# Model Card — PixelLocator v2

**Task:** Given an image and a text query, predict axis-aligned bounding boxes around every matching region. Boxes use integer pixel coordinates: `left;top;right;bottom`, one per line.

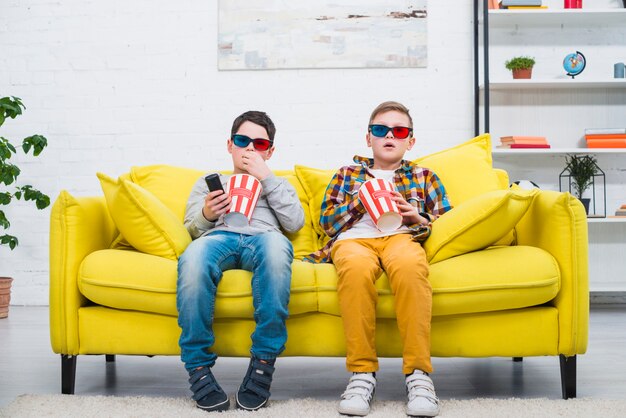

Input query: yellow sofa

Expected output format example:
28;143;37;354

49;135;588;399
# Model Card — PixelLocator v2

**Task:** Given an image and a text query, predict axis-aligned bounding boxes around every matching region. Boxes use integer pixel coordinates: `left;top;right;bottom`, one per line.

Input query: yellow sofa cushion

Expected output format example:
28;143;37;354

78;250;319;317
130;165;205;220
280;172;319;258
294;165;336;248
97;173;192;260
414;134;503;206
424;188;537;264
316;246;559;318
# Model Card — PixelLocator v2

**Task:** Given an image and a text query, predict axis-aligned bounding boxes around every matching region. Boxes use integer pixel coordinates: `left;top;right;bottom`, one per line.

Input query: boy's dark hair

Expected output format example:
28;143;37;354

368;101;413;129
231;111;276;142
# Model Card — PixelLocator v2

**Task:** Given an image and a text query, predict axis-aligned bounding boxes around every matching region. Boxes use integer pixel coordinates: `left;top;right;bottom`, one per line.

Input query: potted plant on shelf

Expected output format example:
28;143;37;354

564;154;598;215
505;56;536;79
0;96;50;318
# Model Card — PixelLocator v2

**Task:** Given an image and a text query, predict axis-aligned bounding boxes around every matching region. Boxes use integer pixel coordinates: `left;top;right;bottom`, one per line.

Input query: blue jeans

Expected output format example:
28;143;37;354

177;231;293;372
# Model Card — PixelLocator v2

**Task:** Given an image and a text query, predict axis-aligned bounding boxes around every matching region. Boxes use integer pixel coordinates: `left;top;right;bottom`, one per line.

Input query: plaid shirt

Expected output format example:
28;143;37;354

304;155;452;263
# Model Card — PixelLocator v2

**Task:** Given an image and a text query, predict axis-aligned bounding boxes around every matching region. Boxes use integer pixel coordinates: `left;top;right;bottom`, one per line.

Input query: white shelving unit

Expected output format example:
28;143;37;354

588;218;626;223
488;8;626;27
474;1;626;292
482;79;626;90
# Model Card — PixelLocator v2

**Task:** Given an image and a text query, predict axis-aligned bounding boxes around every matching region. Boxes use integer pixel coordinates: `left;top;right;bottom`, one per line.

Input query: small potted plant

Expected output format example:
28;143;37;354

505;56;536;79
564;154;598;215
0;96;50;318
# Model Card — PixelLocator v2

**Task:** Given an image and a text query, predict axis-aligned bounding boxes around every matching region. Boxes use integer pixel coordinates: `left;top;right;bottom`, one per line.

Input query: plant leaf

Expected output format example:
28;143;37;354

36;194;50;209
0;96;24;119
0;137;15;159
0;163;20;186
0;234;19;250
22;135;48;156
19;186;50;209
0;192;11;205
0;210;9;229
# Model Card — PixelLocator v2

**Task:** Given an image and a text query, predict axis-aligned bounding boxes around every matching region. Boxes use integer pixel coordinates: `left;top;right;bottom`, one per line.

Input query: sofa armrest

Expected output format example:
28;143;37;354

515;190;589;356
49;191;118;354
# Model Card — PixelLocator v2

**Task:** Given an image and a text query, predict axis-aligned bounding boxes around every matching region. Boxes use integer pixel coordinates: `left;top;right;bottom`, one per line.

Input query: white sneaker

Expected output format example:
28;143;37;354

337;373;376;416
405;370;440;417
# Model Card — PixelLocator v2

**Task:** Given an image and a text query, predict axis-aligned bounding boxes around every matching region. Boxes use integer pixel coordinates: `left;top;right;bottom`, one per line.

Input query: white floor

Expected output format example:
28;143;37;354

1;306;625;407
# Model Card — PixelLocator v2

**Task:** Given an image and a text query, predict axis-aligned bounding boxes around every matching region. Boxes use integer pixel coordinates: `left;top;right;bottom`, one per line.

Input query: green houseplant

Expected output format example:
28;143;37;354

564;154;598;215
505;56;536;79
0;96;50;318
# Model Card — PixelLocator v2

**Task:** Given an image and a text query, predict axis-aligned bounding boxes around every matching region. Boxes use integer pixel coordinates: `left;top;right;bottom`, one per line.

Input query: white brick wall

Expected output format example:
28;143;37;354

0;0;478;305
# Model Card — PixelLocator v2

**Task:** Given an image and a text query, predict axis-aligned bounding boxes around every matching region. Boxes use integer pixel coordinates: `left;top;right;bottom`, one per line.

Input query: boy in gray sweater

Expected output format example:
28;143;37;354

177;111;304;412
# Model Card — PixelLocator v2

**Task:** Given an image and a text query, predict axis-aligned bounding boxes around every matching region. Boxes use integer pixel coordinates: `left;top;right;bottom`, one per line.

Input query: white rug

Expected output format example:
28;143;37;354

1;395;625;418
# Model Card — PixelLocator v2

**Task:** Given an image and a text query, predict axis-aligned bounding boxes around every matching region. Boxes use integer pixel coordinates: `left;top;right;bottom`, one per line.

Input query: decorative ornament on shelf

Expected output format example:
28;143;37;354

505;56;535;80
563;51;586;79
559;154;605;217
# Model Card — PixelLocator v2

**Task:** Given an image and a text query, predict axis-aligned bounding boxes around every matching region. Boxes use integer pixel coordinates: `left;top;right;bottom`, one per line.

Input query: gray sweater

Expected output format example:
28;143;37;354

184;173;305;239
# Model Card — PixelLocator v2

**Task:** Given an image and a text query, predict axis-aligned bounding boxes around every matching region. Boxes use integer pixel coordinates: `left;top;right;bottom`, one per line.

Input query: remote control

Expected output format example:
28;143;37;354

204;173;224;193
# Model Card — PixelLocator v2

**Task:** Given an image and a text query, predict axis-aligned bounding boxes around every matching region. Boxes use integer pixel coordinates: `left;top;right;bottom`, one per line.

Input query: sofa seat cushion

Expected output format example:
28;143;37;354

78;250;318;317
317;246;559;318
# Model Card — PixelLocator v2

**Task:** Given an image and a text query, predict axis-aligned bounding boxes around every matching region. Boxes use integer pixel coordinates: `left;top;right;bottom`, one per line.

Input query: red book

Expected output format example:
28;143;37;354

500;136;547;144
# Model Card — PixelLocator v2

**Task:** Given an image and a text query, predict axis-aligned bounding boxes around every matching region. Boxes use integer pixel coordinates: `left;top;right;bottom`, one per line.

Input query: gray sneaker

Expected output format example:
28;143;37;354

405;370;440;417
338;373;376;416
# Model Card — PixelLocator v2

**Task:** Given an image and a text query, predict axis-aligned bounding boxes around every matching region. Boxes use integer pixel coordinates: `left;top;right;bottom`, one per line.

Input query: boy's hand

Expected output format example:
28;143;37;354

202;190;231;222
391;191;430;226
241;150;271;180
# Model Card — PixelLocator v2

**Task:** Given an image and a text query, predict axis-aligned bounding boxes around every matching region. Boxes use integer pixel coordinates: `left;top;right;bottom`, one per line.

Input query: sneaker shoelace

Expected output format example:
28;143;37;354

406;372;439;406
341;374;376;402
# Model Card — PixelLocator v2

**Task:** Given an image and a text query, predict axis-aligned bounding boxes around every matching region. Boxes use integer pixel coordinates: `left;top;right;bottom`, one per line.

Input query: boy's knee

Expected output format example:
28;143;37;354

258;232;294;259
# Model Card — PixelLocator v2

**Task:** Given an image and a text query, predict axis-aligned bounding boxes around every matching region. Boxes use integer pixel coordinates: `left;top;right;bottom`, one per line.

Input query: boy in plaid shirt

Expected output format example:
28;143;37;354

306;102;452;417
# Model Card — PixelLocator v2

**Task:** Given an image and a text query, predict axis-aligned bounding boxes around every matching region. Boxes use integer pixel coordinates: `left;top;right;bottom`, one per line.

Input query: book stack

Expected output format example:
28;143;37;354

613;204;626;218
501;0;547;9
498;136;550;149
585;129;626;148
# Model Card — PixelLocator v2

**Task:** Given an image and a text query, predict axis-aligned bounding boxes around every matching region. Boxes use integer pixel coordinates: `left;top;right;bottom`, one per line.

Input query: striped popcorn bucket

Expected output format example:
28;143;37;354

224;174;262;227
358;179;402;232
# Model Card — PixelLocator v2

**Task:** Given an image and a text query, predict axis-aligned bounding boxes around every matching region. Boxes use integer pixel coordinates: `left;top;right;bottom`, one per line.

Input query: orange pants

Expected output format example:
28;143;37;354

331;234;433;375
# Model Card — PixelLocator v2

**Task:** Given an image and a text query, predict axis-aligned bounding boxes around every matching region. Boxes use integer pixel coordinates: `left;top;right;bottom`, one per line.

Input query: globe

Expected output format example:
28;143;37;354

563;51;586;78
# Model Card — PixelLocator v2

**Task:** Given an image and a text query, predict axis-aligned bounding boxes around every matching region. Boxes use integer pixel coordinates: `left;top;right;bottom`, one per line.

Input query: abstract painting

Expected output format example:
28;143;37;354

218;0;428;70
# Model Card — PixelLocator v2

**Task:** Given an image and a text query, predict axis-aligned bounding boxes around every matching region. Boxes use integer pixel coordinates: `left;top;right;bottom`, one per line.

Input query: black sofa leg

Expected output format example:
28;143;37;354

559;354;577;399
512;357;523;362
61;355;77;395
106;355;115;362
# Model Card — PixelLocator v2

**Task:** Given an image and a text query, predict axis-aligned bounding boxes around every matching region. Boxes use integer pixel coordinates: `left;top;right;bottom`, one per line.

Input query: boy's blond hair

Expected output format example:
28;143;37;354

368;101;413;129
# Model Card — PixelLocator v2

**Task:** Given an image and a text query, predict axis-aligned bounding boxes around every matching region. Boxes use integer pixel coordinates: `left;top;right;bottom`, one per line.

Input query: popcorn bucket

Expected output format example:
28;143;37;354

224;174;262;227
358;179;402;232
